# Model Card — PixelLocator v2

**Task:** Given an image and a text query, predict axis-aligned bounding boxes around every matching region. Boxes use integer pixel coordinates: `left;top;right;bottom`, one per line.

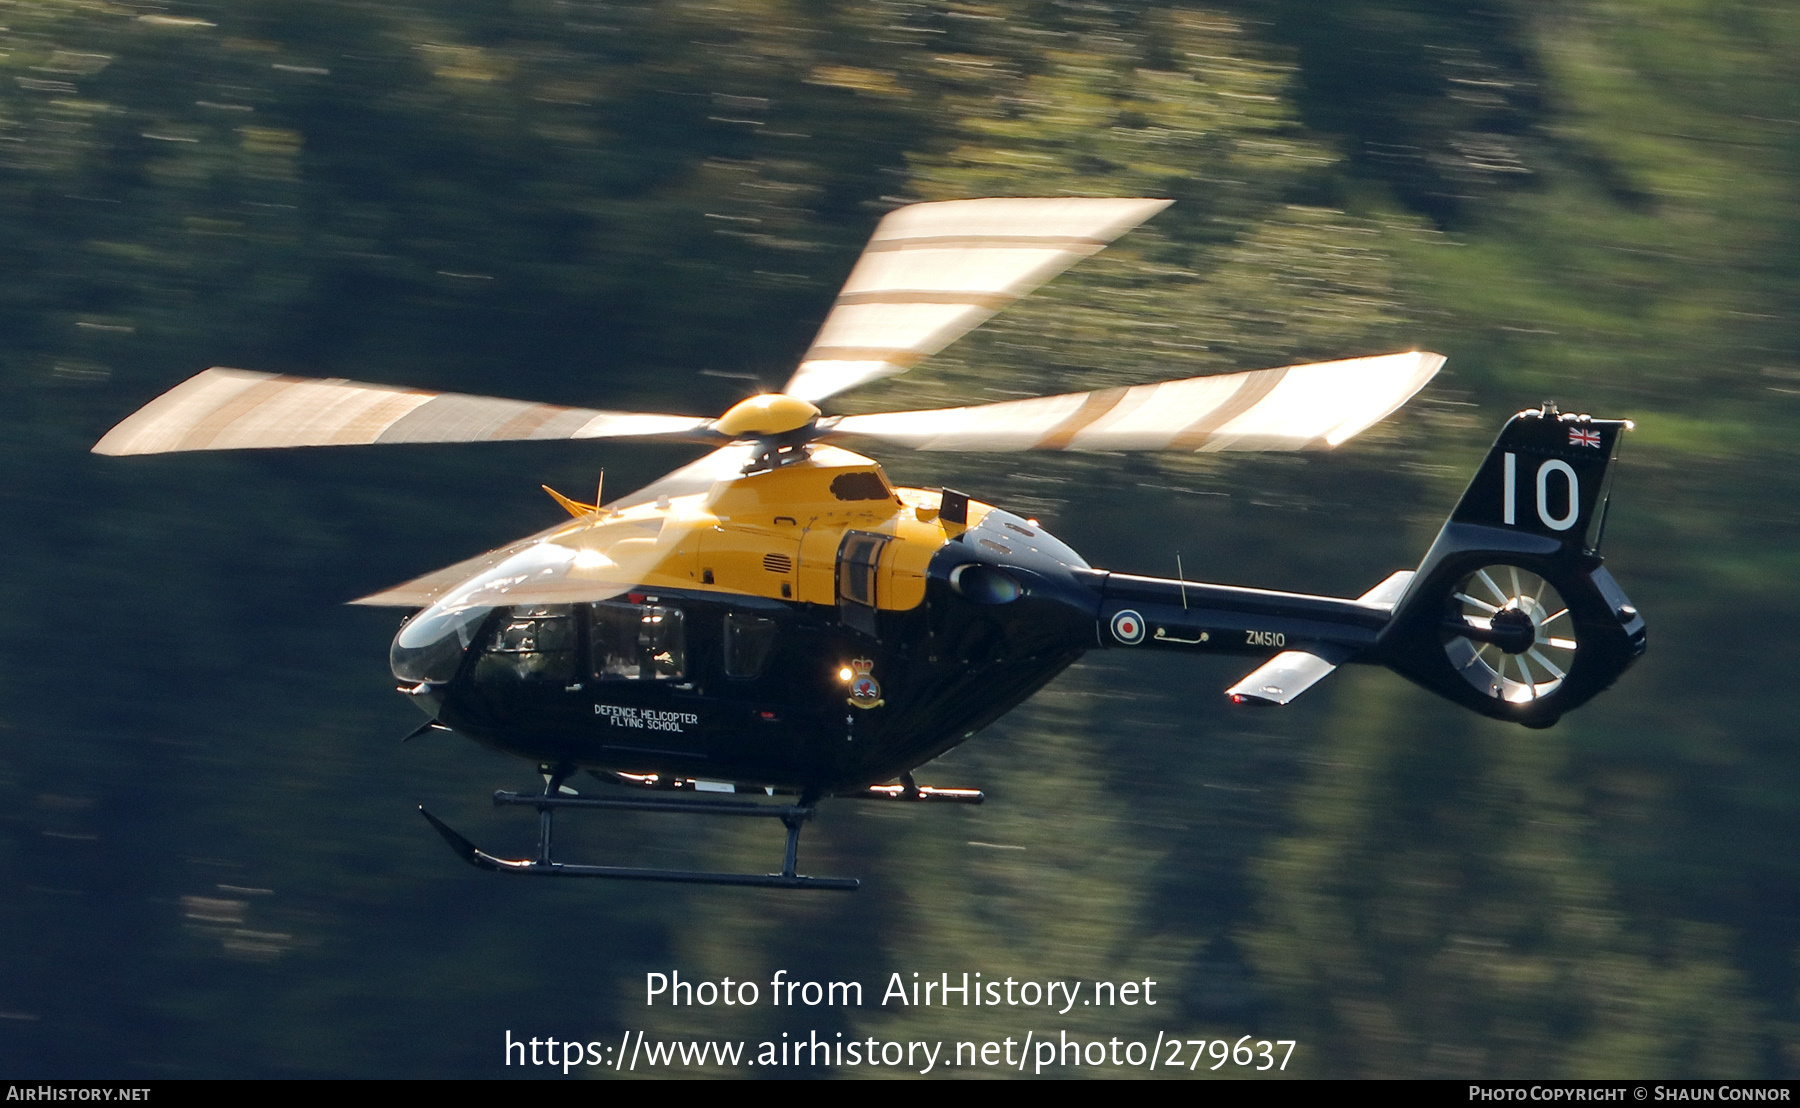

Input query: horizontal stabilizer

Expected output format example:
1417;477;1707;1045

1357;569;1414;610
1226;645;1350;706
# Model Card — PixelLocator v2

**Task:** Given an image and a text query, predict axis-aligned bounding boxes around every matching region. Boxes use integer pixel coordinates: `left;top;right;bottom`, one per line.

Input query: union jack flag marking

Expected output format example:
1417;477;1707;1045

1569;427;1602;449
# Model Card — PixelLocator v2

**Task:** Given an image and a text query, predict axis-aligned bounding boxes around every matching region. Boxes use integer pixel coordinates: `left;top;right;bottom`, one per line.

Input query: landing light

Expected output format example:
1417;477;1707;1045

838;666;854;682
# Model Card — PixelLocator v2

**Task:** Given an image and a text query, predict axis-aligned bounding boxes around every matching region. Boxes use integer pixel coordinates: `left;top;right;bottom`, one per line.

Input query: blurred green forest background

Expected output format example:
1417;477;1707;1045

2;0;1796;1078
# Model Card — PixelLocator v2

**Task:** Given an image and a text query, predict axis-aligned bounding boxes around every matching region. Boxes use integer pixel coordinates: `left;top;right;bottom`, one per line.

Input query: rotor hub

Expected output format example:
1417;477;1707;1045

1488;606;1537;655
712;394;821;439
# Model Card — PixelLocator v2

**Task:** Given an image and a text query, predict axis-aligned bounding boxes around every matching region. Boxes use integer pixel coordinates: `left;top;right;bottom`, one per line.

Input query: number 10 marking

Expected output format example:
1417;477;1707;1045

1503;452;1580;532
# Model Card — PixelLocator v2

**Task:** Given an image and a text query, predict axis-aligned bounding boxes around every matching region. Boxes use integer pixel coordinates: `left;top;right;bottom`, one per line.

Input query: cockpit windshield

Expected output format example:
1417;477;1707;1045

390;602;491;684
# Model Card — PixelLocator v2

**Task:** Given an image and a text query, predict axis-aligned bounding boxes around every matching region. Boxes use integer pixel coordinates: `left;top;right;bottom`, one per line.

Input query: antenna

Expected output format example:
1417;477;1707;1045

595;469;605;515
1176;552;1188;610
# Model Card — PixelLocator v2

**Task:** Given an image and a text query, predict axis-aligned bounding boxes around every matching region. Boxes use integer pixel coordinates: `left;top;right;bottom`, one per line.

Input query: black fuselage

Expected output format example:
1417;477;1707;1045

418;503;1421;793
427;507;1095;792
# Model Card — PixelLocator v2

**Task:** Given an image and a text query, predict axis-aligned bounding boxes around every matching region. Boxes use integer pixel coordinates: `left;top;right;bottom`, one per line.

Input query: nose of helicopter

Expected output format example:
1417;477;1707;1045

390;600;490;686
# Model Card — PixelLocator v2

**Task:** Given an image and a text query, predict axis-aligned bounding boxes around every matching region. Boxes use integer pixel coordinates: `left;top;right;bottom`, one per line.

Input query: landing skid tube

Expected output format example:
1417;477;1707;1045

598;769;984;804
851;772;984;804
417;779;859;891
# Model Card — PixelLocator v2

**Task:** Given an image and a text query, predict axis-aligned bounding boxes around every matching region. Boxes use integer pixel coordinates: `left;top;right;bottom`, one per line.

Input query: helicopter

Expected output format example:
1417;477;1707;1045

93;197;1646;890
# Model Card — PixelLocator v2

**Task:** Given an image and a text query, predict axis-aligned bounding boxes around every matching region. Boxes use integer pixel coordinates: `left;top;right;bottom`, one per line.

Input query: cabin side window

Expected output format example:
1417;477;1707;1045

722;613;778;679
473;605;577;683
838;532;886;606
590;602;686;681
837;531;890;636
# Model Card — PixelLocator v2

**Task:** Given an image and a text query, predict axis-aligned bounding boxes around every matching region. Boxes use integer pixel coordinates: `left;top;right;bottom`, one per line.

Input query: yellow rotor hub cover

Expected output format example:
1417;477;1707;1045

712;394;821;438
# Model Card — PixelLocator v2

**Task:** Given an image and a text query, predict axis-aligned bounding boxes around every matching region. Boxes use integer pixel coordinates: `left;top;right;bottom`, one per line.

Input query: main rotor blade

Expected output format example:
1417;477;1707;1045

353;509;689;609
350;444;757;608
92;368;716;456
783;197;1171;403
823;351;1444;453
600;444;758;511
349;519;575;608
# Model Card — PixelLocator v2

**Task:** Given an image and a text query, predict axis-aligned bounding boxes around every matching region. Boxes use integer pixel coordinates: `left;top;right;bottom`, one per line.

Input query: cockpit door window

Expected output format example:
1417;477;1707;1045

474;605;577;683
590;602;686;681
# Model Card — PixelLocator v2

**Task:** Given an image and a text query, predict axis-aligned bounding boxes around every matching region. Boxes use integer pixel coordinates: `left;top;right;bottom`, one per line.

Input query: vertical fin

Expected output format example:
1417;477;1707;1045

1449;405;1632;556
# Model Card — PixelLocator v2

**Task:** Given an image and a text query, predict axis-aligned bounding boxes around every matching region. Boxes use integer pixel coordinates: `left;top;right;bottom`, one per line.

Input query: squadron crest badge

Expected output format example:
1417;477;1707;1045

847;658;884;709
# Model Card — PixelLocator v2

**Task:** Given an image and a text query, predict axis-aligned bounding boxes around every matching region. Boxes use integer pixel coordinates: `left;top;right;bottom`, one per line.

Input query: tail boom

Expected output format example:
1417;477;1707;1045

1083;406;1644;726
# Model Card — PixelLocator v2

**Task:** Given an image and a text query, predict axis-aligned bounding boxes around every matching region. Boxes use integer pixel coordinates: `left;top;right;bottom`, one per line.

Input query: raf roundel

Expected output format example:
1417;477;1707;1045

1110;609;1147;646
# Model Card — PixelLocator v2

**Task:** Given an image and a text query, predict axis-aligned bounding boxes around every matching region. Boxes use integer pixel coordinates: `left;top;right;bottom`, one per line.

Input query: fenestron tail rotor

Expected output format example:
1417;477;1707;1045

1443;564;1578;704
1377;408;1645;728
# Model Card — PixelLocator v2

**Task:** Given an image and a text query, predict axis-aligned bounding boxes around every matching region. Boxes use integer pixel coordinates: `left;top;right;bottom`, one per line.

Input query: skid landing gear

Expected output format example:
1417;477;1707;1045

851;772;984;804
596;769;985;804
417;766;859;891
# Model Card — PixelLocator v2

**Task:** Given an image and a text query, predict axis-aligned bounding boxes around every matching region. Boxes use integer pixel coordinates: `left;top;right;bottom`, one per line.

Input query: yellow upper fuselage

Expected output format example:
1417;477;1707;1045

541;444;988;611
